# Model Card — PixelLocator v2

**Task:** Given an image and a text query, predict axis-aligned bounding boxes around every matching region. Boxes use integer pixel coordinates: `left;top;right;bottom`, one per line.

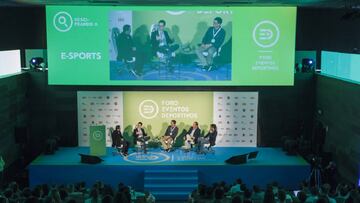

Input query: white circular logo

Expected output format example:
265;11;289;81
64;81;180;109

124;152;170;164
53;11;73;32
166;11;186;15
139;100;159;119
92;130;103;141
252;20;280;48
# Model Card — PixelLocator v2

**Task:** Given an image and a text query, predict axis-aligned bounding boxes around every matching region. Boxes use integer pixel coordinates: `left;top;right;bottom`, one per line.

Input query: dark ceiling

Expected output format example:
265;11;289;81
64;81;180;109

1;0;359;7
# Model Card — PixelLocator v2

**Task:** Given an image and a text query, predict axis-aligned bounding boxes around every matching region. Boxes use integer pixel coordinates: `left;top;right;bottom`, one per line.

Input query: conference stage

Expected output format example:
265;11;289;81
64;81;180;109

29;147;309;197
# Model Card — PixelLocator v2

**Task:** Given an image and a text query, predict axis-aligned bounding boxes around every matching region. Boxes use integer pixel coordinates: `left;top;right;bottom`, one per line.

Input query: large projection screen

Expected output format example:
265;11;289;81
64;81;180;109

47;6;296;86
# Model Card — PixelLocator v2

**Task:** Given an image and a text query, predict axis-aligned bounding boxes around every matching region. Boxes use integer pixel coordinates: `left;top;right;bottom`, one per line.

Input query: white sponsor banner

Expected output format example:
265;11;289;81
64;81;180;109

77;91;123;146
213;92;258;147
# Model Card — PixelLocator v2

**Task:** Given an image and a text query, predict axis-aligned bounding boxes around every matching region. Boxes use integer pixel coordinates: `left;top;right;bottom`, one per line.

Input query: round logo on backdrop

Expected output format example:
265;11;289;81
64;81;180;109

124;152;170;164
138;100;159;119
166;11;186;15
53;11;73;32
252;20;280;48
92;130;103;141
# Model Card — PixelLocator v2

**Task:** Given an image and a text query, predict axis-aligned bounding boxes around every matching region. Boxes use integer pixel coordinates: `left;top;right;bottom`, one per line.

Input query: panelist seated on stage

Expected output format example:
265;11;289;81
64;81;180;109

197;124;217;153
184;121;201;149
132;122;149;153
111;125;129;156
161;120;179;152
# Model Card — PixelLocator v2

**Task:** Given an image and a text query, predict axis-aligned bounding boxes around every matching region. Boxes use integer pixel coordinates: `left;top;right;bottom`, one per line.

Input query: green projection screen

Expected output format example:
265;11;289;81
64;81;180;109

46;6;296;86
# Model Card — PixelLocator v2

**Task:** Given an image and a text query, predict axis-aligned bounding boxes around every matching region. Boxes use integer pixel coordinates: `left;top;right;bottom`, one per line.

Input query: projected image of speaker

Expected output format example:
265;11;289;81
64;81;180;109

79;154;103;164
225;154;247;164
248;151;259;159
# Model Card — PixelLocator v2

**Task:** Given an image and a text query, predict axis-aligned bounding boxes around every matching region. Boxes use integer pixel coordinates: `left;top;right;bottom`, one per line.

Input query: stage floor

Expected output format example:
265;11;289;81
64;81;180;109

31;147;308;166
29;147;310;191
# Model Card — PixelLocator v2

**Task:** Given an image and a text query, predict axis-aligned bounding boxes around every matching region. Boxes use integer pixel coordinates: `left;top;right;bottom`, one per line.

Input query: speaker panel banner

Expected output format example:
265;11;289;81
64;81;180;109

78;91;258;147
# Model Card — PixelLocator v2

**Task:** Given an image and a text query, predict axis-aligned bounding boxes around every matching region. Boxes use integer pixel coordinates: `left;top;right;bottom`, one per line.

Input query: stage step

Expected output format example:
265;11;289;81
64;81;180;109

145;177;198;184
145;169;198;173
144;170;198;200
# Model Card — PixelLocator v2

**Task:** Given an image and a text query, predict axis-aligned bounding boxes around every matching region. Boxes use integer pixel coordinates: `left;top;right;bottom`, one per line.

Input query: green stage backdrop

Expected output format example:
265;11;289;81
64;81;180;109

122;92;213;146
47;6;296;86
78;91;258;147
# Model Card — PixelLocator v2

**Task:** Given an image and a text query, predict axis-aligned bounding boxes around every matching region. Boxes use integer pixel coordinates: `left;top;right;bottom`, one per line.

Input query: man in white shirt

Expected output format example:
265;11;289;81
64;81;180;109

184;122;201;150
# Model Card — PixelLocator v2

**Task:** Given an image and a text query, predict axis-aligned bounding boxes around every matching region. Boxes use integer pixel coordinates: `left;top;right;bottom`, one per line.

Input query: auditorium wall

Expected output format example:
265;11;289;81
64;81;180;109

27;72;316;147
315;74;360;184
296;8;360;53
0;73;28;169
0;7;46;51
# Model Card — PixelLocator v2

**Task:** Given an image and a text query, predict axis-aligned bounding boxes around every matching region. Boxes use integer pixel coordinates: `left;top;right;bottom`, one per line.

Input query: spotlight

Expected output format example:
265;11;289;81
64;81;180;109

301;58;315;72
29;57;46;71
302;58;314;66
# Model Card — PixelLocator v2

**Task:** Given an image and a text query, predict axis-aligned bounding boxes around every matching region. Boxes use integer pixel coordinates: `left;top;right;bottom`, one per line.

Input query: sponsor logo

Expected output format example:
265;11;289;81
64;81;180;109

92;130;103;141
53;11;73;32
124;152;170;164
166;11;186;15
139;100;159;119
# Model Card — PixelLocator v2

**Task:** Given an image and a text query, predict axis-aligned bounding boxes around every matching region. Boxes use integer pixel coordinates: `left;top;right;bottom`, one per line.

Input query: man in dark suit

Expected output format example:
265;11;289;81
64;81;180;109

184;121;201;149
161;120;179;152
197;124;217;153
115;24;141;76
116;24;136;62
132;122;149;154
111;125;129;156
151;20;179;58
196;17;226;71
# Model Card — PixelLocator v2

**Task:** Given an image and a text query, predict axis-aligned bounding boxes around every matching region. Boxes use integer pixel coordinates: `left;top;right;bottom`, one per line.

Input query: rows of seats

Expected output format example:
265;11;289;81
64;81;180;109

188;179;360;203
1;179;359;203
0;181;155;203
